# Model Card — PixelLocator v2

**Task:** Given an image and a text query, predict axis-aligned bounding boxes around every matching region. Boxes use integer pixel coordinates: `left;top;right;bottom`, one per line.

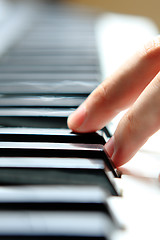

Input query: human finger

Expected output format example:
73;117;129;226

68;36;160;132
105;71;160;167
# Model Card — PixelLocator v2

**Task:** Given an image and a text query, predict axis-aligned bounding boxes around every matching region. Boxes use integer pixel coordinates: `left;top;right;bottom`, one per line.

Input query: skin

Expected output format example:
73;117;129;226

67;36;160;167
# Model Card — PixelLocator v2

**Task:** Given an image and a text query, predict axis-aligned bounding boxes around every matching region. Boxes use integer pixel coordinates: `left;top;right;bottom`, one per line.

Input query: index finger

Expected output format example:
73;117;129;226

67;36;160;132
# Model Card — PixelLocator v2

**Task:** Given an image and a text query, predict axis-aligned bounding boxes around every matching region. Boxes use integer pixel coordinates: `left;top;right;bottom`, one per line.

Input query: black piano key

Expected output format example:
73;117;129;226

0;142;117;177
0;211;115;240
102;127;112;138
0;156;119;195
0;108;73;128
0;168;118;196
0;117;68;128
0;128;107;144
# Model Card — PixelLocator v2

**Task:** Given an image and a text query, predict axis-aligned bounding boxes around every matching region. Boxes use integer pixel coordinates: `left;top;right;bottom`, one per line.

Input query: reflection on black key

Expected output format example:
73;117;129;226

0;128;107;144
0;95;85;107
0;81;97;94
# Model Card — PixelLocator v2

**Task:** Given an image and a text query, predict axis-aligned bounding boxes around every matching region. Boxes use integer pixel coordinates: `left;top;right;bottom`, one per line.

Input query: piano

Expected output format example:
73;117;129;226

0;1;160;239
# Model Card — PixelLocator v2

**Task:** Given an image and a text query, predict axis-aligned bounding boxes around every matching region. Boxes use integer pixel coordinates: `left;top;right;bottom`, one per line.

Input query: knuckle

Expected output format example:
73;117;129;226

125;111;138;135
99;82;108;100
94;82;108;103
87;82;109;109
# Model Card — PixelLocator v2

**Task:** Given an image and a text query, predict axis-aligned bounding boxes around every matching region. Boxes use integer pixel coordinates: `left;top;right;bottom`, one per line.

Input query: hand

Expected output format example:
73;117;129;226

67;36;160;167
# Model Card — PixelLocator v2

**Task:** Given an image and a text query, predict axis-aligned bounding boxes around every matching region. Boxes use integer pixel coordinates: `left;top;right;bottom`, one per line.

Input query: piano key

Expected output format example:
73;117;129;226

0;185;111;211
28;25;95;33
31;22;95;28
12;45;96;53
0;159;118;195
0;2;122;239
0;108;73;128
0;185;109;206
0;142;117;177
19;40;97;48
0;57;99;68
0;186;118;224
102;126;112;138
0;73;99;81
24;34;95;40
0;95;85;107
23;28;95;36
0;128;107;144
0;65;99;73
0;185;110;208
2;45;97;55
9;47;97;56
0;211;115;239
24;38;94;44
0;108;73;117
0;156;106;168
21;27;94;35
26;28;94;33
2;56;98;66
0;81;98;94
28;17;95;26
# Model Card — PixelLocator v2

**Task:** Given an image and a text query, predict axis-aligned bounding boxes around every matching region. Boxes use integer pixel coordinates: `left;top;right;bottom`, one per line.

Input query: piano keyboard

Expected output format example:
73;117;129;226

0;1;160;240
0;2;122;240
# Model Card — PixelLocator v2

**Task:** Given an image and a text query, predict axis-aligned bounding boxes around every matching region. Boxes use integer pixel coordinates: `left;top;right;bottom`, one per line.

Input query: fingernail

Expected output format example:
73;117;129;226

67;104;87;131
104;136;115;158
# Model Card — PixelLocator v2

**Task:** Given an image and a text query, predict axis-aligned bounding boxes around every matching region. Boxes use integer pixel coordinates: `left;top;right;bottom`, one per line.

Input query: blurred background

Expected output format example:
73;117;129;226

67;0;160;30
1;0;160;30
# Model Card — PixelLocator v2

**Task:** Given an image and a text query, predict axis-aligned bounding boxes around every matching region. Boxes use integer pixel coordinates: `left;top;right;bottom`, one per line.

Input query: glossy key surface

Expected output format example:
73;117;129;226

0;156;118;195
0;108;73;128
0;81;98;94
0;128;107;144
0;142;117;176
0;95;85;107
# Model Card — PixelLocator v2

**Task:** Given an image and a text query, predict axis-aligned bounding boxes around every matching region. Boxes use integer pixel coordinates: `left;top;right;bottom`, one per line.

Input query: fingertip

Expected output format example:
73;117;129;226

112;151;127;168
104;136;115;158
104;136;125;168
67;104;87;132
104;133;131;168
